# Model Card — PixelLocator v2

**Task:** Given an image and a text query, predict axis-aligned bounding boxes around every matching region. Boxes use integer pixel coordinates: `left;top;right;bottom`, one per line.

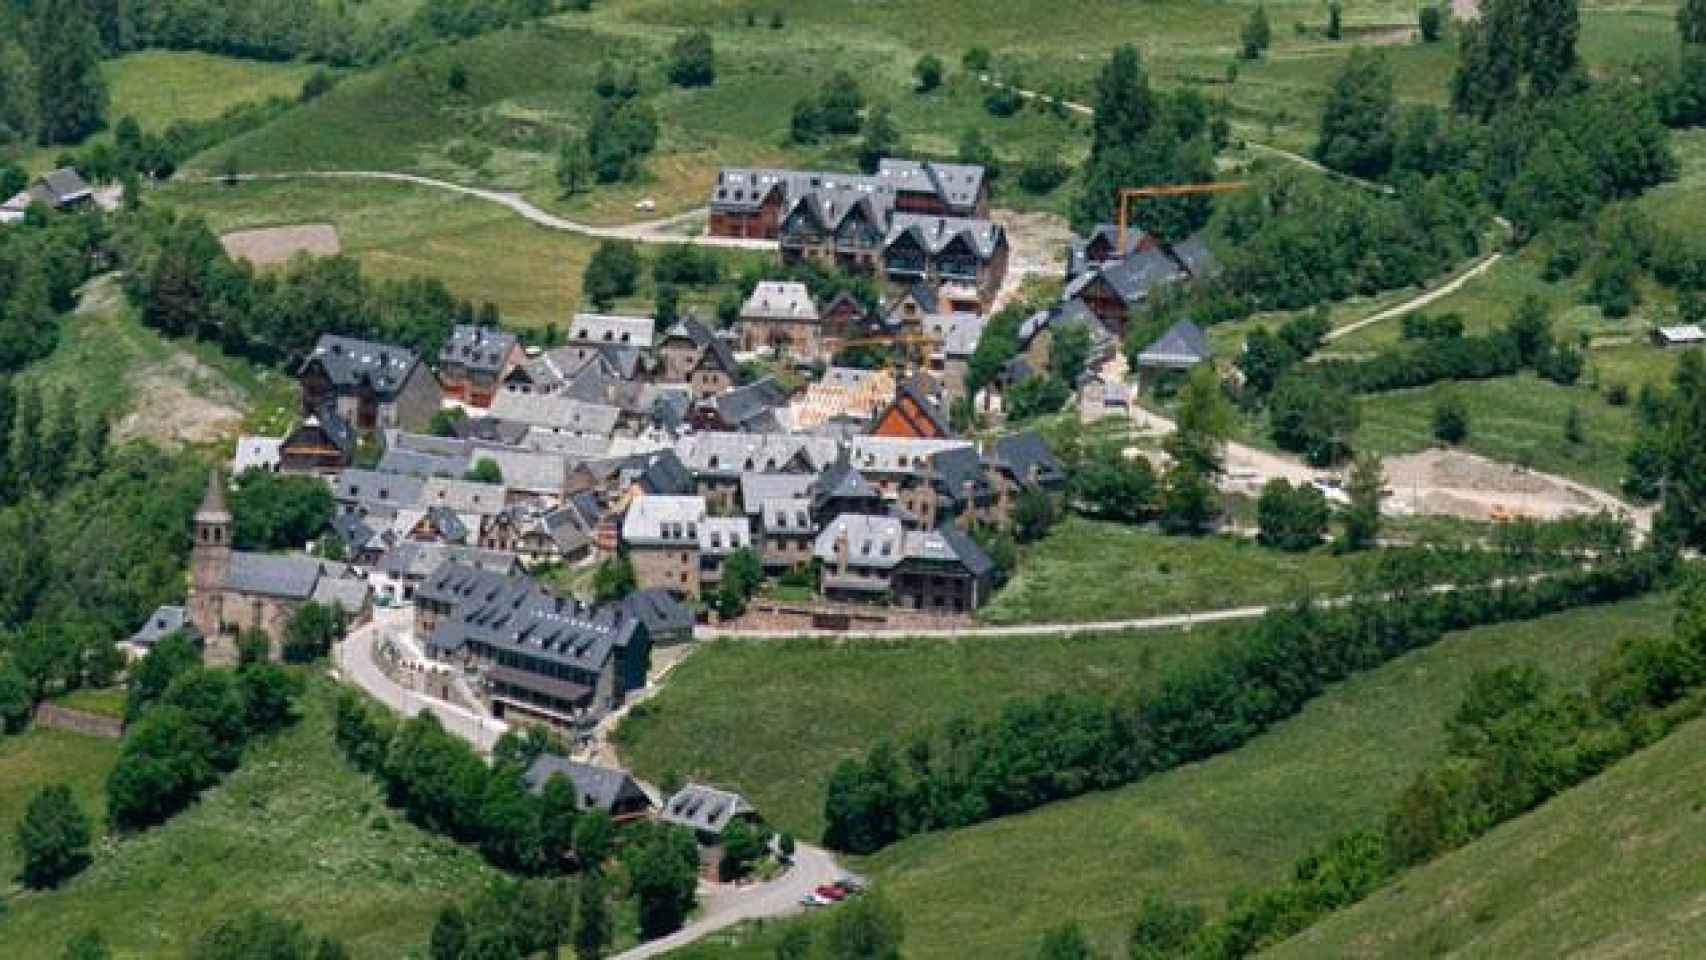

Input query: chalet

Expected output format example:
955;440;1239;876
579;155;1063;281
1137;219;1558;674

619;589;696;646
778;188;889;274
1;167;94;222
1066;246;1185;335
879;158;989;218
279;405;356;473
438;325;524;407
1065;224;1157;281
656;315;740;399
298;334;442;435
813;515;994;611
882;214;1009;312
1019;298;1117;379
1135;320;1211;389
869;380;953;439
524;756;654;821
739;281;822;357
659;783;760;845
820;290;874;341
418;563;651;732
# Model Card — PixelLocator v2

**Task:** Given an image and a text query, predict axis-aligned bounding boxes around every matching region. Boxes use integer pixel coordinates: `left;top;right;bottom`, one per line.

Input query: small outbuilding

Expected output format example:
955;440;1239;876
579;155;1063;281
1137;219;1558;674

1653;324;1706;349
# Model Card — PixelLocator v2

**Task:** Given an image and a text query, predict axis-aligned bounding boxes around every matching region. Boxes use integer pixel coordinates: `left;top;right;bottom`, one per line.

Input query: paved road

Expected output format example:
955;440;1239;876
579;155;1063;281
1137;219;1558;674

334;607;508;752
697;600;1275;641
611;844;844;960
175;171;776;250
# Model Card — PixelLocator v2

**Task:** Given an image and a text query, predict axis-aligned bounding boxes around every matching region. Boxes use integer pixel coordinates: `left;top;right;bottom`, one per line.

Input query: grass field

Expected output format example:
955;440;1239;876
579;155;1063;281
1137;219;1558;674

976;516;1361;625
50;686;128;721
153;177;767;327
652;594;1676;958
0;677;495;958
1352;373;1640;495
1271;711;1706;958
617;620;1249;840
0;726;122;887
107;51;318;132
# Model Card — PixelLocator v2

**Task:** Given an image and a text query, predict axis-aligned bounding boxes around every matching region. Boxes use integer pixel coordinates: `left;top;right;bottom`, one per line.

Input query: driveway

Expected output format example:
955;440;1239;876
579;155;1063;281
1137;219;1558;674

333;606;508;753
612;843;845;960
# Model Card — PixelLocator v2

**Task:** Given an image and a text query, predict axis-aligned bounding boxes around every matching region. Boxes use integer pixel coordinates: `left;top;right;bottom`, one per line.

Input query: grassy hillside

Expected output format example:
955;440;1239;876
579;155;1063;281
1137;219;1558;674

0;678;494;959
0;727;122;886
618;621;1248;838
1269;712;1706;958
107;51;318;132
977;516;1366;625
634;594;1674;959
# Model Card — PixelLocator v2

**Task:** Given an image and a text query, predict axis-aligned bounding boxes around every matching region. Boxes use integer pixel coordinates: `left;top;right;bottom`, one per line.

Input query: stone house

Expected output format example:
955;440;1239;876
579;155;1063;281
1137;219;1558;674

523;756;655;821
778;189;888;275
298;334;443;436
656;315;739;400
620;495;710;599
882;215;1009;313
279;404;356;474
868;381;953;439
739;281;822;358
697;515;753;596
439;325;525;407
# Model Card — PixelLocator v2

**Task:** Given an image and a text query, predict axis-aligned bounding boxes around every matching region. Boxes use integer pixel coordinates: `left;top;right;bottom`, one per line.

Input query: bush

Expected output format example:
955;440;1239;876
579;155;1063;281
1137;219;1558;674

1256;478;1331;551
0;664;30;733
1017;151;1070;194
1433;392;1470;445
15;784;91;888
666;30;715;87
818;71;865;135
962;47;992;73
583;241;642;311
913;54;943;92
984;84;1023;118
299;70;336;102
1419;5;1443;42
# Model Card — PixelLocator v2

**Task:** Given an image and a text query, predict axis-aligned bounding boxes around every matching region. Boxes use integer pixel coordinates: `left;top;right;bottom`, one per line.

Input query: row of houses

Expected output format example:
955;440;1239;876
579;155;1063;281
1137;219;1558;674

707;158;1008;312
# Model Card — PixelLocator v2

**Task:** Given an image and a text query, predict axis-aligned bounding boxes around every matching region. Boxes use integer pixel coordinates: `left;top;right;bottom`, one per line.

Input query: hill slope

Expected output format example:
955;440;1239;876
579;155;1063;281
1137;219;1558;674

1268;713;1706;959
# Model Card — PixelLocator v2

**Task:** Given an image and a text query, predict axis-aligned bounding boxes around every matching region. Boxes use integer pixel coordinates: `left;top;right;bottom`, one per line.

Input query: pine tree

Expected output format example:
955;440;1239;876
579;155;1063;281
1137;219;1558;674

574;871;613;960
11;382;41;495
1315;49;1397;179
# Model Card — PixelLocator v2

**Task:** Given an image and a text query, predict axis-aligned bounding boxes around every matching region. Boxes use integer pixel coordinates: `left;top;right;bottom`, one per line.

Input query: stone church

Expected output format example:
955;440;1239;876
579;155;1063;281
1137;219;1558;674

188;471;371;664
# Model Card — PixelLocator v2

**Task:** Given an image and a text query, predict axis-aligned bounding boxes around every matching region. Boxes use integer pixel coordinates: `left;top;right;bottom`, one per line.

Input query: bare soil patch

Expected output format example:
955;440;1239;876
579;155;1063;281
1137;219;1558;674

221;223;341;267
992;208;1072;310
116;353;246;446
1384;448;1621;523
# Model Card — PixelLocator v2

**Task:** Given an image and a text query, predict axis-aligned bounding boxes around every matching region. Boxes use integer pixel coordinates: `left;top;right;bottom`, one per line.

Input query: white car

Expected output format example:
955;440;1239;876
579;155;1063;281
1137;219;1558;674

635;198;657;212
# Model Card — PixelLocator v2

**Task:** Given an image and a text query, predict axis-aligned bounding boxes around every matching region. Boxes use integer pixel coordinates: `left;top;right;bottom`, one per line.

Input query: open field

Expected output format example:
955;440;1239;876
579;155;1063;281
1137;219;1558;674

0;678;495;959
155;177;767;326
1353;374;1640;496
657;594;1676;959
107;51;317;132
977;516;1362;625
617;620;1249;840
1271;711;1706;958
221;223;342;266
50;686;129;721
0;726;121;887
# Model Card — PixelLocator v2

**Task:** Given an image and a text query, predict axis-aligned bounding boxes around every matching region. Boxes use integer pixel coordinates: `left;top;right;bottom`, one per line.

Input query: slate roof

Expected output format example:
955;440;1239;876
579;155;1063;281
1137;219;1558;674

930;445;990;506
568;313;655;349
468;446;566;494
675;432;838;478
711;377;789;431
301;335;422;400
742;281;818;322
450;416;531;447
330;511;381;554
379;542;519;580
1066;224;1149;278
423;565;637;675
376;447;467;479
1136;320;1211;369
660;784;757;834
420;477;507;515
621;496;708;546
619;589;696;638
991;431;1066;489
885;213;1004;260
488;391;621;435
311;576;372;616
662;314;739;379
1081;246;1184;304
523;756;653;815
423;505;469;543
924;312;987;358
619;449;695;496
740;472;815;514
759;497;816;534
130;605;200;647
225;553;335;600
33;167;93;207
1169;233;1219;280
812;453;881;508
440;325;518;374
334;469;426;506
710;167;893;214
878;158;986;212
906;524;995;577
849;436;972;475
698;516;752;555
815;514;906;570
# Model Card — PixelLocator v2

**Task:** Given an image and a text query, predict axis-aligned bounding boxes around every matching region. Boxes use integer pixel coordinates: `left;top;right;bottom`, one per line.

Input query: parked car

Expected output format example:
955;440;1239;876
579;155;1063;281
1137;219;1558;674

799;893;825;907
815;884;846;902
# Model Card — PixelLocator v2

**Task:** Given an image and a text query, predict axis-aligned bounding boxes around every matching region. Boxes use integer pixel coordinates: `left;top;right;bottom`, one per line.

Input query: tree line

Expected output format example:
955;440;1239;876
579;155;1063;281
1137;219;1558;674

117;208;496;367
822;532;1664;855
0;209;107;374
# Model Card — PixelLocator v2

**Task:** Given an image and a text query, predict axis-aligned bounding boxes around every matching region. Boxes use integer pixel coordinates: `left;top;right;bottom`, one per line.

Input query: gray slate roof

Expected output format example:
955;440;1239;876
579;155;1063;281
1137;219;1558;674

301;335;422;400
130;605;200;647
991;431;1066;489
423;564;637;674
440;325;518;374
226;553;341;600
660;784;756;834
621;496;708;546
334;469;426;506
885;213;1004;260
1137;320;1211;369
523;756;653;814
620;589;696;637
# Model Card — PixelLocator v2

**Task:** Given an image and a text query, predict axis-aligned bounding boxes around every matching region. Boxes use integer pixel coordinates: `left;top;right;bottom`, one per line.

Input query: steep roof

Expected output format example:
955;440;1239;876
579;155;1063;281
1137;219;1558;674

906;524;996;577
991;431;1066;489
884;213;1005;260
440;325;518;374
568;313;655;349
300;335;423;399
711;377;789;431
489;391;621;435
660;783;756;834
814;514;905;570
742;281;819;322
523;756;653;814
38;167;93;205
1136;320;1211;369
225;553;341;600
423;566;635;674
130;605;200;647
619;589;695;637
877;158;986;212
196;468;232;525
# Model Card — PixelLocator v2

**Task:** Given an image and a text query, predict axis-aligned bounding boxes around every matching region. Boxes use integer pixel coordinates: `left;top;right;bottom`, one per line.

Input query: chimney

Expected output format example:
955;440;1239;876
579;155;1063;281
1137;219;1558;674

836;525;850;576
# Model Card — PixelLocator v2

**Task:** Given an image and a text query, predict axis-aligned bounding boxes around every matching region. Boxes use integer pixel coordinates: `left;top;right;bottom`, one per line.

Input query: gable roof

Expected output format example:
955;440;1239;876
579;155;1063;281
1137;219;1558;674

907;524;996;577
621;495;708;546
38;167;93;206
488;391;621;435
301;335;424;399
742;281;819;322
568;313;655;349
619;589;696;637
991;431;1066;489
1137;320;1211;369
815;514;906;570
660;783;756;834
711;377;789;431
877;158;986;212
440;325;518;374
523;756;653;814
225;553;336;600
884;213;1005;260
1168;233;1219;280
130;605;200;647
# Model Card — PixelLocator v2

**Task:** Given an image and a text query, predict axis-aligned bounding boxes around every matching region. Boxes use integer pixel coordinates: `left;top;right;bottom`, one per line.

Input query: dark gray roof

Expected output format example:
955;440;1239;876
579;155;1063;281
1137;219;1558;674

331;512;379;552
620;588;696;637
992;431;1066;489
1137;320;1211;368
712;377;789;431
625;449;694;496
931;445;989;507
377;447;466;479
450;416;532;446
523;756;653;814
380;542;519;579
813;453;881;510
301;335;423;400
225;553;335;600
423;564;638;674
440;325;518;374
740;472;815;514
1094;246;1184;303
660;784;756;834
1169;234;1219;280
922;524;996;577
130;605;200;647
884;213;1004;260
38;167;92;206
423;505;469;543
334;469;426;506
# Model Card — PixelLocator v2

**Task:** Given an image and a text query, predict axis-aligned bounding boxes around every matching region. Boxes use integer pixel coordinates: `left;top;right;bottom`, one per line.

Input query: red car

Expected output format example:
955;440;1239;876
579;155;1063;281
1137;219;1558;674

814;884;847;901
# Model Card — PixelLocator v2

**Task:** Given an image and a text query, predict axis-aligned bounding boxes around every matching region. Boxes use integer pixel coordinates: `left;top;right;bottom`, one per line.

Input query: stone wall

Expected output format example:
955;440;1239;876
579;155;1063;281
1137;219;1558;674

34;703;124;739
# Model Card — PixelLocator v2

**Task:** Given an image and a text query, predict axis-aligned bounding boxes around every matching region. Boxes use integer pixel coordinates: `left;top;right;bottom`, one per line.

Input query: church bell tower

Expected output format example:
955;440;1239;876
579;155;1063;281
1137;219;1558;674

189;469;233;648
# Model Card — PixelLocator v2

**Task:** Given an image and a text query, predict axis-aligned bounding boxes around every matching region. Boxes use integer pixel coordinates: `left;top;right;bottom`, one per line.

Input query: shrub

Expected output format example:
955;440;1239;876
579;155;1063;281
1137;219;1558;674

15;784;91;888
1433;392;1470;445
666;30;715;87
1018;151;1070;194
962;47;992;73
913;54;943;92
1419;5;1443;42
1256;478;1331;551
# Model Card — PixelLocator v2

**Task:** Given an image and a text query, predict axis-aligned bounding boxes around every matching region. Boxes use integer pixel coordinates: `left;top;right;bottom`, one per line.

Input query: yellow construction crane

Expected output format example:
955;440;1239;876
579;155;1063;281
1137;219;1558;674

1117;182;1250;256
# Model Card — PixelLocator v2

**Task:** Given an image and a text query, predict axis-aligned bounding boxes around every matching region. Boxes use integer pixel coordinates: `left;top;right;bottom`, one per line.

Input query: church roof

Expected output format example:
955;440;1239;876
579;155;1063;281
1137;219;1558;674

197;469;232;524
